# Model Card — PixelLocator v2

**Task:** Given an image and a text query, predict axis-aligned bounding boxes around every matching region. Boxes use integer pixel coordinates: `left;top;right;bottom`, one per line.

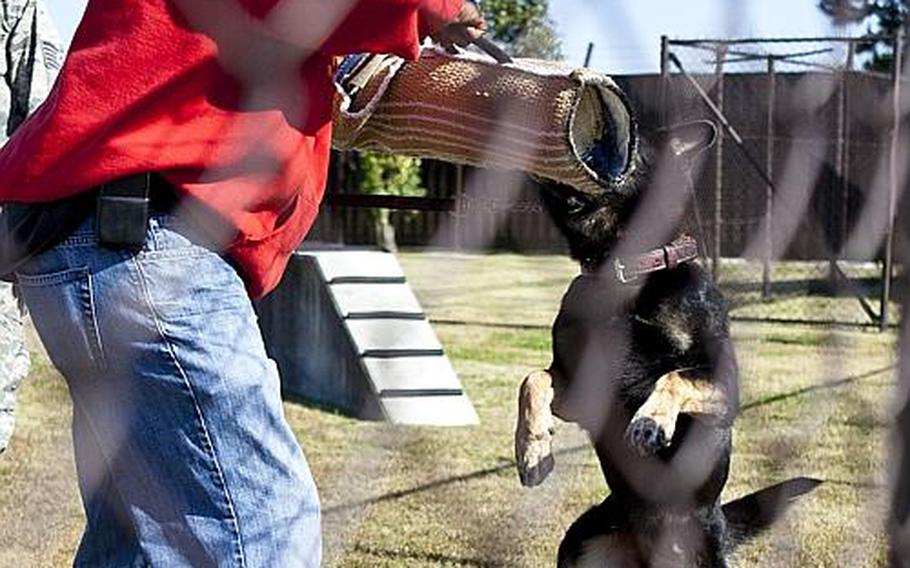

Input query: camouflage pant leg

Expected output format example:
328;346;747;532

0;282;30;454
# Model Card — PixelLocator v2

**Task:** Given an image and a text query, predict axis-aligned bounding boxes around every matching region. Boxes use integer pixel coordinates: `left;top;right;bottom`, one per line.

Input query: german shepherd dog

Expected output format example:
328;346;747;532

514;121;817;567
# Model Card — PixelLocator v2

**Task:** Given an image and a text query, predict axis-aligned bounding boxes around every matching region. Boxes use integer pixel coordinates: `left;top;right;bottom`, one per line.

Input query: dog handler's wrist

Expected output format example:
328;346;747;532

417;0;467;38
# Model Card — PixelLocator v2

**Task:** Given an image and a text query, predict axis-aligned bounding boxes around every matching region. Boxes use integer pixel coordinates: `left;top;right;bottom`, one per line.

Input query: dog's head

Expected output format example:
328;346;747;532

542;120;717;269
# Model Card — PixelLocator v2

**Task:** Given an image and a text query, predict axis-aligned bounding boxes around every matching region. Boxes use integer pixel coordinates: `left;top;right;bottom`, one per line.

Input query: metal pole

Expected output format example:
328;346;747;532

881;33;903;331
660;36;670;128
830;41;851;289
454;164;465;251
841;41;855;256
333;152;346;244
846;38;856;71
713;44;726;281
669;34;897;46
584;42;595;67
763;57;776;299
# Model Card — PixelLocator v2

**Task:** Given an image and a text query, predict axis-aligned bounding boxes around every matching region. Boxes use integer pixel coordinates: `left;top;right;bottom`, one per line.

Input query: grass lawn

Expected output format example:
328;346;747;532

0;252;899;567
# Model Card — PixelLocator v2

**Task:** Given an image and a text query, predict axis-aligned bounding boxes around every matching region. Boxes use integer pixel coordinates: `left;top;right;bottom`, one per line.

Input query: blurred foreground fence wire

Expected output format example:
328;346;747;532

307;35;908;330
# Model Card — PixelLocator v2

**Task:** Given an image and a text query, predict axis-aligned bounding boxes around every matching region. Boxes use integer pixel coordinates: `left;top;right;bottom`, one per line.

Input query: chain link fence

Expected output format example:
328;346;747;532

658;36;905;329
307;35;908;330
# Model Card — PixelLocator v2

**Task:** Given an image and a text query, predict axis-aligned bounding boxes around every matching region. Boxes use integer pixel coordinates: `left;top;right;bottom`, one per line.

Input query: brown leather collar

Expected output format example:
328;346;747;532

584;234;700;283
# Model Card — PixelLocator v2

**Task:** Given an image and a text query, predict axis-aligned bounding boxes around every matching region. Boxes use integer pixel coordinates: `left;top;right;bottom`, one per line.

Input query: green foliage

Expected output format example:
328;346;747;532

357;152;424;197
482;0;549;44
356;152;425;251
819;0;909;71
510;16;563;60
819;0;873;24
482;0;563;60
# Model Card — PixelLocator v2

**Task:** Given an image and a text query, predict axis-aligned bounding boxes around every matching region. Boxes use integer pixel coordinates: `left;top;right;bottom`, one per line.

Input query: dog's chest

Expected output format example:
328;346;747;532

572;531;707;568
572;534;640;568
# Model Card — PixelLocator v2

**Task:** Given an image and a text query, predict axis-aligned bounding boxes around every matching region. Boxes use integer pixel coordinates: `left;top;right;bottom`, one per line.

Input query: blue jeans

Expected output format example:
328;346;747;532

16;212;321;567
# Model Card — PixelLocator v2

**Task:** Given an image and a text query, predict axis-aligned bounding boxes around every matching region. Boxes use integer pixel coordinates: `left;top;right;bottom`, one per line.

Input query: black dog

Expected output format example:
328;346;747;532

515;121;746;567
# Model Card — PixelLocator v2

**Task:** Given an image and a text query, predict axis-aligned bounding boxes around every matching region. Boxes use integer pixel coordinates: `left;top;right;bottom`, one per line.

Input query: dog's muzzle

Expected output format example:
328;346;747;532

332;48;639;196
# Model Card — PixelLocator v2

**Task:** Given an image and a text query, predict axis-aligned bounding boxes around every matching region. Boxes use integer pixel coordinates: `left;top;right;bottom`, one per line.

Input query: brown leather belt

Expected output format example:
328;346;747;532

611;234;700;284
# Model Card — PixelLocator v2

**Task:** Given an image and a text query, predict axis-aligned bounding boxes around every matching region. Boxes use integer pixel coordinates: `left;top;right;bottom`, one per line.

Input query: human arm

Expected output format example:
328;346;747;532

235;0;478;58
317;0;482;58
5;0;62;135
430;1;486;50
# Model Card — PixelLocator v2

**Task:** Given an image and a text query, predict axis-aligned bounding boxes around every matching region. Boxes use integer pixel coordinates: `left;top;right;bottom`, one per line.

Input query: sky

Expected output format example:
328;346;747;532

46;0;851;73
549;0;852;72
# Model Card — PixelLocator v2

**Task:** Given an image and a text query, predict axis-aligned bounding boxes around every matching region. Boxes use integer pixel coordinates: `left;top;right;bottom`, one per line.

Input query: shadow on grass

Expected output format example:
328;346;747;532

352;544;506;567
324;444;589;516
741;365;896;412
431;318;550;331
411;275;572;304
820;478;886;489
723;276;893;324
722;276;883;299
322;365;893;516
280;390;361;419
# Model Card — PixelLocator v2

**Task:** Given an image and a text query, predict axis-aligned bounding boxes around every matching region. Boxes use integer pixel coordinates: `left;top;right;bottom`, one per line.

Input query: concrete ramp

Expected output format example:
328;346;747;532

255;249;478;426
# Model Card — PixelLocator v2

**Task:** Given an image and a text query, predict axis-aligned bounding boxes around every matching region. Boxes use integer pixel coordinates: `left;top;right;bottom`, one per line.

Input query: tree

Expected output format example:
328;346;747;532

357;153;425;252
819;0;909;71
510;16;563;60
482;0;563;60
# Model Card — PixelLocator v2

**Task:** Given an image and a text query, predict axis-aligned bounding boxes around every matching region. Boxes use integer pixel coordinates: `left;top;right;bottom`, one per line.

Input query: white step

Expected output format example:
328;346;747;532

381;394;479;426
329;283;423;317
305;250;405;282
346;319;443;355
362;356;463;394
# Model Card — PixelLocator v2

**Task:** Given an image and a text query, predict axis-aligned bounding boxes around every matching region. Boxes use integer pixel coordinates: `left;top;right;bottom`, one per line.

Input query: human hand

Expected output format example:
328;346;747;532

432;1;487;50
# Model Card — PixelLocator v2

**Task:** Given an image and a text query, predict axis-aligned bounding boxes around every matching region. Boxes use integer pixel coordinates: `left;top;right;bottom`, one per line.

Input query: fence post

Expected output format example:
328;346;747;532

660;36;670;127
829;40;852;290
881;33;903;331
838;41;854;262
713;44;726;281
333;152;347;244
453;164;465;251
763;56;776;299
838;41;856;254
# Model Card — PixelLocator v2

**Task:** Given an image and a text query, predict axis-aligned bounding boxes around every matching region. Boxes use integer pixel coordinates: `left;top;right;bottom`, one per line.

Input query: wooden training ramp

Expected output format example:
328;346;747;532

256;248;478;426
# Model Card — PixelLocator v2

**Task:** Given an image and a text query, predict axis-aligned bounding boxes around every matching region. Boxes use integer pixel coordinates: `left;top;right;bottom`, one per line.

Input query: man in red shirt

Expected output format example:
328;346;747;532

2;1;484;565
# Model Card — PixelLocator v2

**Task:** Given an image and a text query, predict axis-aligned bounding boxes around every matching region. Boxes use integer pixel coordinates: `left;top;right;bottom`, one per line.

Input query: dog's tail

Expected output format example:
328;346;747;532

722;477;823;548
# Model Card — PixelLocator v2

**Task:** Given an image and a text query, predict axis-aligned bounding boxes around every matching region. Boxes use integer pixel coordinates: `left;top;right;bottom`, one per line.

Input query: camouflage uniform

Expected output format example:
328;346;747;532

0;0;62;454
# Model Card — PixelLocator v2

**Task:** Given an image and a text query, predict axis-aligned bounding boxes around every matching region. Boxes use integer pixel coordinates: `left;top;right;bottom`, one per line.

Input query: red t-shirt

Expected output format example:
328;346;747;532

0;0;462;297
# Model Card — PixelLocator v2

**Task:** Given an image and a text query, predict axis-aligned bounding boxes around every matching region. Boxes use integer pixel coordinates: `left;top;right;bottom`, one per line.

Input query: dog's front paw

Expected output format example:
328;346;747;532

516;370;557;487
516;428;555;487
624;416;670;457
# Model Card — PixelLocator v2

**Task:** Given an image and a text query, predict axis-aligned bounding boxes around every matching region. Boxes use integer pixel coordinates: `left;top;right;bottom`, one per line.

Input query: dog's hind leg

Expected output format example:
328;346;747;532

624;370;731;457
516;369;559;487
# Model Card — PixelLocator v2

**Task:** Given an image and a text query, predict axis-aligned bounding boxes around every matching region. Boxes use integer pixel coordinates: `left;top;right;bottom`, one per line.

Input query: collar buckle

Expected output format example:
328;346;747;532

613;258;639;284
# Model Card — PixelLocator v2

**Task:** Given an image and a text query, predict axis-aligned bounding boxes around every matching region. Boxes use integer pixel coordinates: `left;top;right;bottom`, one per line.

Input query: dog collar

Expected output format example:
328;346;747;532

584;234;700;284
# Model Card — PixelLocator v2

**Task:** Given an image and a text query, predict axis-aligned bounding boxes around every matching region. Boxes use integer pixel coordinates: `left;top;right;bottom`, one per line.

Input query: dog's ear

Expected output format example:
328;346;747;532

660;121;717;159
